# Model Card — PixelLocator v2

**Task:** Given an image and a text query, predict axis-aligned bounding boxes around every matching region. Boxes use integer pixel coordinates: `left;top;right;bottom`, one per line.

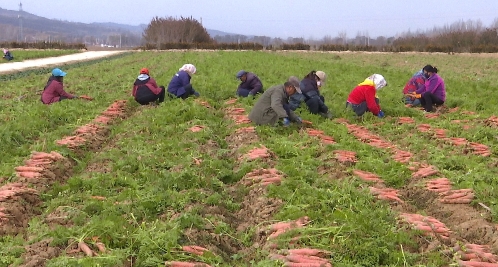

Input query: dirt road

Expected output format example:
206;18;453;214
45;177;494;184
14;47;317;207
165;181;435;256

0;51;129;74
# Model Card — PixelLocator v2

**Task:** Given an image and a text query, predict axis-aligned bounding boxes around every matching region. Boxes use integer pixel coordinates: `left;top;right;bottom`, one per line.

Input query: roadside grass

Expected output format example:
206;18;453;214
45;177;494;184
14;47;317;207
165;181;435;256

0;50;496;267
0;49;81;63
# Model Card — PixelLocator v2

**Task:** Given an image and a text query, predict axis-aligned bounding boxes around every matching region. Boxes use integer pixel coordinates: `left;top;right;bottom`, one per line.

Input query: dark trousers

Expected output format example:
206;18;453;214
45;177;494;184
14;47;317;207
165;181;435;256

305;95;328;114
420;92;444;112
135;86;165;105
346;98;379;116
177;84;195;99
236;88;262;97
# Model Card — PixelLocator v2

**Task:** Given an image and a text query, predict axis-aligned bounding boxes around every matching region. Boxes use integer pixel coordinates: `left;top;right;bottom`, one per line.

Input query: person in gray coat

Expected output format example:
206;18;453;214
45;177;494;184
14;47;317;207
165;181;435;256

248;76;303;127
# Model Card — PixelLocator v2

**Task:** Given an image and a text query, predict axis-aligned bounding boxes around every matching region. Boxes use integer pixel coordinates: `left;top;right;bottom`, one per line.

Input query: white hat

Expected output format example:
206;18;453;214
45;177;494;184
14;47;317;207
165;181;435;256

367;74;387;90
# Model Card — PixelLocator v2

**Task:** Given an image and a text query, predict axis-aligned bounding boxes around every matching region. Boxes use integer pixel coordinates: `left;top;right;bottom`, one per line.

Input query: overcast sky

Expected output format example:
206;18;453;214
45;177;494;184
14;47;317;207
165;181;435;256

3;0;498;39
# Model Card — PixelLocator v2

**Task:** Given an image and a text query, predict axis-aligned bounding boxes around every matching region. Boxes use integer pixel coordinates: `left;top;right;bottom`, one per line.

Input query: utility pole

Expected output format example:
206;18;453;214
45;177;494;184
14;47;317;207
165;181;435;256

18;1;23;42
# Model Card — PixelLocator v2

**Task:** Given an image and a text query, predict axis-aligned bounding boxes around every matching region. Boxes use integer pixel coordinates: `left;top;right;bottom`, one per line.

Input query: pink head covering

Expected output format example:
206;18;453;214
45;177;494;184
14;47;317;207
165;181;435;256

3;49;8;54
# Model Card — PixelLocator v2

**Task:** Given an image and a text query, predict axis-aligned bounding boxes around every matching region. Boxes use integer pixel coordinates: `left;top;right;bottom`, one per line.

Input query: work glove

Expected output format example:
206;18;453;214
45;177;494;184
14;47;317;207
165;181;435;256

296;117;303;124
282;117;291;127
248;92;255;97
377;110;385;118
193;91;200;97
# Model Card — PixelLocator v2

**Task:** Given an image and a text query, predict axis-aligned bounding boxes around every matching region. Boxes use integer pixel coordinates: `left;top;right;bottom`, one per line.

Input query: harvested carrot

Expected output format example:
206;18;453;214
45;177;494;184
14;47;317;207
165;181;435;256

182;245;209;255
95;242;106;253
285;254;330;264
283;261;331;267
14;166;44;172
78;241;94;257
458;261;498;267
287;248;328;257
165;261;212;267
16;171;42;179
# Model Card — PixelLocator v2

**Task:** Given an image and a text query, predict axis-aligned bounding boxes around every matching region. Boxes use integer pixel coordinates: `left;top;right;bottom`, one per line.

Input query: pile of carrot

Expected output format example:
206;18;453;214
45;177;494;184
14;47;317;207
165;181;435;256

369;187;404;203
227;107;246;115
469;142;492;157
165;261;212;267
270;248;332;267
449;137;469;146
399;213;451;239
181;245;210;256
15;151;64;180
243;146;272;161
439;189;474;204
455;243;498;266
306;129;336;145
94;115;112;124
345;124;394;149
189;125;205;132
411;165;439;179
426;178;452;193
0;183;36;202
417;124;431;132
449;107;460;113
398;117;415;124
231;115;251;124
425;113;440;119
224;98;238;105
235;126;255;134
101;100;127;118
241;168;283;187
434;129;447;139
74;123;101;135
485;115;498;128
352;170;383;183
267;216;310;240
392;149;413;163
333;150;358;164
195;99;212;109
56;135;88;148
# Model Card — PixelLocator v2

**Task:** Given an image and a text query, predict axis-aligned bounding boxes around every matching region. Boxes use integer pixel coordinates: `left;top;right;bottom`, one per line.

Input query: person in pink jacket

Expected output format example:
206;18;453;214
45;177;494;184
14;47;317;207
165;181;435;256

41;68;78;105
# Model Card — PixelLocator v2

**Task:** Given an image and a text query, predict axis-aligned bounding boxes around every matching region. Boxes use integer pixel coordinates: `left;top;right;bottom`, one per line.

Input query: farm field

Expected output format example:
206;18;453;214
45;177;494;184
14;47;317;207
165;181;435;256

0;50;82;64
0;50;497;267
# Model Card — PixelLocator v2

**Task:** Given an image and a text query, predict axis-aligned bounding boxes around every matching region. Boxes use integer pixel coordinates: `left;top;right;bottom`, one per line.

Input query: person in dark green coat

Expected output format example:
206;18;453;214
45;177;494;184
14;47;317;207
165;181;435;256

248;76;303;126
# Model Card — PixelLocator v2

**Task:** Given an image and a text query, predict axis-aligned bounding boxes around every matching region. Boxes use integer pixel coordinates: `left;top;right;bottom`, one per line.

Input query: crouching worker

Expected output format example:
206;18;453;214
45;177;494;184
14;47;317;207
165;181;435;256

3;49;13;61
235;70;263;97
41;68;79;105
302;70;332;118
346;74;387;118
403;69;426;107
167;64;200;99
417;65;446;113
249;76;303;127
132;68;165;105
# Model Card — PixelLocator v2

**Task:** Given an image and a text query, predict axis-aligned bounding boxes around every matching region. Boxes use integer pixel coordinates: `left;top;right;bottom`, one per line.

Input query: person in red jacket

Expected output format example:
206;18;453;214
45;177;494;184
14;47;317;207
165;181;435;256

132;68;165;105
346;74;387;118
41;68;79;105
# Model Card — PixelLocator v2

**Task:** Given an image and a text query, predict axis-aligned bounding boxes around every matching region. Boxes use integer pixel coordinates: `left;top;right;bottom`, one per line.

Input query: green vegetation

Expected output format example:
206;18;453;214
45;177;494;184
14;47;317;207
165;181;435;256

0;50;496;267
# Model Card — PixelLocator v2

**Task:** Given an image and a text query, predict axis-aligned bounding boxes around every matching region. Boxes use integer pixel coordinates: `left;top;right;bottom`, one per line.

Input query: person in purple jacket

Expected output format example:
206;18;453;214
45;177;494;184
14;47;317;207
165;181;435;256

235;70;264;97
167;64;200;99
415;65;446;112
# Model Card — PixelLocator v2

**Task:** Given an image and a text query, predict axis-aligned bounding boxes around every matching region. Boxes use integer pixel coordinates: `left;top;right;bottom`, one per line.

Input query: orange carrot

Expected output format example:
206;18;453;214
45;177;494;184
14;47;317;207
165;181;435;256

95;242;106;253
78;241;94;257
287;248;328;257
182;246;204;255
15;166;44;172
16;171;42;179
458;261;498;267
285;255;329;264
283;262;331;267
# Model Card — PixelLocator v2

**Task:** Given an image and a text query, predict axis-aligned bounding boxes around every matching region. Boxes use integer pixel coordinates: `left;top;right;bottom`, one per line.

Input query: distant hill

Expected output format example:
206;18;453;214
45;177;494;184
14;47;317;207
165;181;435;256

0;6;249;46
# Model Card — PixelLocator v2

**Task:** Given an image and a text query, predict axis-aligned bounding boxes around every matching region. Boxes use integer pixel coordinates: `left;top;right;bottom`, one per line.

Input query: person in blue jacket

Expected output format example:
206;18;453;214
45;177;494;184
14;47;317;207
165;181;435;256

289;70;332;118
167;64;200;99
235;70;264;97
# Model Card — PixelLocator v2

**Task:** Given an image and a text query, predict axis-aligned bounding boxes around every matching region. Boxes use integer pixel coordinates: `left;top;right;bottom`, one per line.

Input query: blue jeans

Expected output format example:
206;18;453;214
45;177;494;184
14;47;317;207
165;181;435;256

283;104;292;118
405;97;421;106
346;98;379;116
